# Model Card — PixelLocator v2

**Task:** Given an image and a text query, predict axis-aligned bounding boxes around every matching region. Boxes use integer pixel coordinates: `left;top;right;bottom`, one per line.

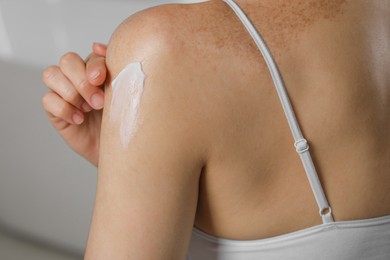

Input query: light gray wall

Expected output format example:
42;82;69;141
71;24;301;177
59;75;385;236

0;0;204;257
0;59;96;257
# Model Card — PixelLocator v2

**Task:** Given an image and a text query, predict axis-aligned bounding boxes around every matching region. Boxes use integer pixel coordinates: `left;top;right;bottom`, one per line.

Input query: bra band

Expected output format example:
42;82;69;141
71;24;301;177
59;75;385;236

223;0;334;224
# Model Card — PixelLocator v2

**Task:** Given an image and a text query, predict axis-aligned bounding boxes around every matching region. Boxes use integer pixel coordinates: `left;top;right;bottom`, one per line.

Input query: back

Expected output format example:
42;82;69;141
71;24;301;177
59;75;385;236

181;0;390;241
83;0;390;258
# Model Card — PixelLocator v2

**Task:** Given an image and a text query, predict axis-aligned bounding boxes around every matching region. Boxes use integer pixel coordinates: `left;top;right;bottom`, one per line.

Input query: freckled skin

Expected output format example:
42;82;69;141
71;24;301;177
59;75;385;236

245;0;348;56
167;0;348;73
165;0;390;240
102;0;390;241
225;0;349;66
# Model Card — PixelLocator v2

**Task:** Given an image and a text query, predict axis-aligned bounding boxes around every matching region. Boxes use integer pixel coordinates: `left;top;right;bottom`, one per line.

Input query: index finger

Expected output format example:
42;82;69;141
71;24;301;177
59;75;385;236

60;52;105;110
86;54;107;86
87;42;107;85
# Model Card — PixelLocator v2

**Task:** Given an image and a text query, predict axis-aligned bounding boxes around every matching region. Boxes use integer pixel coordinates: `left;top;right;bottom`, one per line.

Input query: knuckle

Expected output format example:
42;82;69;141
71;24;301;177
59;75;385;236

42;66;59;82
75;78;90;91
41;94;51;108
64;88;79;104
57;103;69;117
89;56;105;67
87;54;100;65
60;52;78;67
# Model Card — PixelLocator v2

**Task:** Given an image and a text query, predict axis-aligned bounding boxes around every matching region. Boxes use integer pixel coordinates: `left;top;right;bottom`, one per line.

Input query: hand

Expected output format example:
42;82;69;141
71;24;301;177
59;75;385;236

42;43;108;167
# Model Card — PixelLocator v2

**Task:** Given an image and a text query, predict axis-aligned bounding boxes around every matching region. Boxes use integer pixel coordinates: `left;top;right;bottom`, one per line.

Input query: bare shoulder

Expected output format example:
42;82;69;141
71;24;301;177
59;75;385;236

104;0;242;157
106;1;237;70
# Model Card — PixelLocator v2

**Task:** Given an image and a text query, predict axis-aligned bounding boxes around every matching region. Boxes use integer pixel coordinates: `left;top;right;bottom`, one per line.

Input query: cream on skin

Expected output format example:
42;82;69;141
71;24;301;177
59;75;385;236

110;62;146;149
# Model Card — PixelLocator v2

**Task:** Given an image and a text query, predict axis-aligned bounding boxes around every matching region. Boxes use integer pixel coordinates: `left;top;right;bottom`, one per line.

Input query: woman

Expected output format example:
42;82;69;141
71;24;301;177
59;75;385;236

42;0;390;259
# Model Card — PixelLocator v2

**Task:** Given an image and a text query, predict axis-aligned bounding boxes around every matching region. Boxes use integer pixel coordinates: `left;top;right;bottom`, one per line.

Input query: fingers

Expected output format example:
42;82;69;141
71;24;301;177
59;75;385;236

43;65;88;111
59;52;105;110
42;46;107;128
42;91;84;125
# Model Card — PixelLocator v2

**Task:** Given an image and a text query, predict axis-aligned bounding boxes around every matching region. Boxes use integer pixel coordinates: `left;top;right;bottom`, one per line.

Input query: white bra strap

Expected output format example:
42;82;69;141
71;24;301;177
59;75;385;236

223;0;334;224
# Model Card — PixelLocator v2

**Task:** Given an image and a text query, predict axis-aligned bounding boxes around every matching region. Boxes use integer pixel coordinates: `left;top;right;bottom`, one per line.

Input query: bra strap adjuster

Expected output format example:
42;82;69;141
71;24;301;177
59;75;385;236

295;139;309;154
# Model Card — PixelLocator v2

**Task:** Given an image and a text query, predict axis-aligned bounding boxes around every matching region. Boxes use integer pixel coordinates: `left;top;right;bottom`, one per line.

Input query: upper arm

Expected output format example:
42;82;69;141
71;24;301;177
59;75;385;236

85;6;207;259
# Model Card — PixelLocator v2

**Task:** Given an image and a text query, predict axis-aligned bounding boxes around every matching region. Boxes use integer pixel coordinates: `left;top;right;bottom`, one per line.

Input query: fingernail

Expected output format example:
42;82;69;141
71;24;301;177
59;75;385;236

82;102;93;112
73;113;84;125
91;92;104;109
90;70;100;80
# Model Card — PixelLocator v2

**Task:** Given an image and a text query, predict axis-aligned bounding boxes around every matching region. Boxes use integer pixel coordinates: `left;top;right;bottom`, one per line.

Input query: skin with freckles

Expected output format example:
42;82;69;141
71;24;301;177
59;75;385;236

85;0;390;258
234;0;348;59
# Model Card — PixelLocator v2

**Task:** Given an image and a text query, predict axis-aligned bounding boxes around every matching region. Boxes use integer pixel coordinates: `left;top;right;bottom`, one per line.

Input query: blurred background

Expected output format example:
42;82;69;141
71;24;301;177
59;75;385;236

0;0;203;259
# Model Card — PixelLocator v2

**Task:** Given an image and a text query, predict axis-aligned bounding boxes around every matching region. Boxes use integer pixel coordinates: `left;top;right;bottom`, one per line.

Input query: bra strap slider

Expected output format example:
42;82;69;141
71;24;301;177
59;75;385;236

295;139;309;154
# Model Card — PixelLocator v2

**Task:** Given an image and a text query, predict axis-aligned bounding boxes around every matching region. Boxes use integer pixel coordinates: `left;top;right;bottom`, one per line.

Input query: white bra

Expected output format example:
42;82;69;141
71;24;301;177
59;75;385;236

186;0;390;259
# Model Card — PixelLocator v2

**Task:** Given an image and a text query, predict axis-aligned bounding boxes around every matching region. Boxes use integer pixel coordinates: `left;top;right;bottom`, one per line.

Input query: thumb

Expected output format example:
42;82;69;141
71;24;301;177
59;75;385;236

92;42;107;57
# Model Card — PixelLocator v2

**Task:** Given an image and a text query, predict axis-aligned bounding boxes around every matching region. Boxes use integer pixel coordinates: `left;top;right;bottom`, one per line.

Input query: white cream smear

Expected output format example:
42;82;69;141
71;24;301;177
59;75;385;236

110;62;146;149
